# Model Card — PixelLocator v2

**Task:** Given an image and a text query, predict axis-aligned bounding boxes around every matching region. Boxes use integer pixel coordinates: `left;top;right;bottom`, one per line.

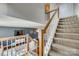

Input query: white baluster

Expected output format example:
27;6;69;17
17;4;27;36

26;34;29;55
16;37;19;56
18;37;21;56
22;37;26;54
0;41;3;56
14;38;16;56
6;40;8;56
15;37;17;56
44;11;59;56
11;39;13;56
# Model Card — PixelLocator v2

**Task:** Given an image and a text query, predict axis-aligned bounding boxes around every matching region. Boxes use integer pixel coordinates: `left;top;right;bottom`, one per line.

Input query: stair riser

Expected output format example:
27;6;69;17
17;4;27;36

60;19;78;22
58;25;79;28
52;46;79;56
54;39;79;49
49;51;63;56
59;22;79;25
49;54;62;56
55;34;79;40
57;29;79;33
60;18;78;22
57;27;79;29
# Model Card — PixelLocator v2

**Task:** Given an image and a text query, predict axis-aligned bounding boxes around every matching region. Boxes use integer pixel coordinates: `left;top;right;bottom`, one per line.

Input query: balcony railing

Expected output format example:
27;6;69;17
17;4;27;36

0;34;38;56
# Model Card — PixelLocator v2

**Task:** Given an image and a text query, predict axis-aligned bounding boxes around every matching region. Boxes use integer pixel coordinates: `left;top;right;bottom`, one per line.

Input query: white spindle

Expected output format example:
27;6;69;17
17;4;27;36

15;37;17;56
11;39;13;56
6;40;8;56
26;34;29;55
44;11;59;56
23;36;26;54
11;38;15;56
0;41;3;56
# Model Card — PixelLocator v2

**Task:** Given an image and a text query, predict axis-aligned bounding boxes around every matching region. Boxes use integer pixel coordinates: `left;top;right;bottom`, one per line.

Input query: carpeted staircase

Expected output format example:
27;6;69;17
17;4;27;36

49;15;79;56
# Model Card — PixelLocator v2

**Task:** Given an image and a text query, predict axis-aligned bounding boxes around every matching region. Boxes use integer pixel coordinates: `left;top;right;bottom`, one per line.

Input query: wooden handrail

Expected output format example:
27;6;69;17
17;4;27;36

43;8;59;33
45;8;58;14
0;35;26;42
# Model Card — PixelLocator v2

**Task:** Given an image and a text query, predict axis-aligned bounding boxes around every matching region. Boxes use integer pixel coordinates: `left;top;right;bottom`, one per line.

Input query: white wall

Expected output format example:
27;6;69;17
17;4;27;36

50;3;58;10
0;27;33;37
7;3;46;24
46;3;75;19
1;3;75;23
0;3;76;23
74;4;79;17
59;3;74;18
0;3;8;15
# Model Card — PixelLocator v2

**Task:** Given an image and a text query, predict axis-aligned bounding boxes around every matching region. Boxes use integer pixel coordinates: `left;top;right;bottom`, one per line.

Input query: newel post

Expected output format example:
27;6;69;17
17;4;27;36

37;29;44;56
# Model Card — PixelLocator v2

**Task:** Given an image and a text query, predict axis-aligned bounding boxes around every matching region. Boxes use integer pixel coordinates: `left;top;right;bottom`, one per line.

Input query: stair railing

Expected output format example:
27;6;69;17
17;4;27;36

37;8;59;56
0;34;38;56
0;36;26;56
